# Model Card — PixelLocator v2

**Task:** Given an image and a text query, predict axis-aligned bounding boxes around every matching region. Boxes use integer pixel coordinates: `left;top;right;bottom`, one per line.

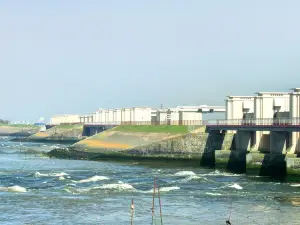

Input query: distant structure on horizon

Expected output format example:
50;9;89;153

48;105;225;126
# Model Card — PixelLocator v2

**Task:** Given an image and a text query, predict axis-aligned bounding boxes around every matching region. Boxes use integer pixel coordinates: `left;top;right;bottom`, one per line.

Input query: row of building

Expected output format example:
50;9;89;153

225;88;300;153
225;88;300;121
49;88;300;127
49;105;225;126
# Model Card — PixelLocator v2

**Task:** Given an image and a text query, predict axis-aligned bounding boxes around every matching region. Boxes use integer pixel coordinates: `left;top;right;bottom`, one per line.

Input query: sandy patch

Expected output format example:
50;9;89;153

79;139;131;149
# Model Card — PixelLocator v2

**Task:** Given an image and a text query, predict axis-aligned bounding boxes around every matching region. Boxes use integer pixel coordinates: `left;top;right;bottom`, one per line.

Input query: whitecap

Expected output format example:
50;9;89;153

228;183;243;190
159;186;180;192
180;175;208;183
0;185;27;193
290;184;300;187
58;176;65;180
204;170;241;177
92;183;135;191
142;186;180;193
34;172;68;177
174;171;196;176
73;175;109;183
205;192;223;196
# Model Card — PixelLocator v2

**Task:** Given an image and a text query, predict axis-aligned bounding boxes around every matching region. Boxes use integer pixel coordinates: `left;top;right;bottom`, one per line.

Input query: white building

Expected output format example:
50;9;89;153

50;114;80;125
289;88;300;153
79;114;93;123
128;107;152;124
254;92;290;120
120;108;131;124
225;96;255;120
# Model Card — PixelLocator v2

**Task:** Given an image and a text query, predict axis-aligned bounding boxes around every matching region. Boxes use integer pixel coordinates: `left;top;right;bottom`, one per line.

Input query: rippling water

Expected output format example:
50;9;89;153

1;137;300;224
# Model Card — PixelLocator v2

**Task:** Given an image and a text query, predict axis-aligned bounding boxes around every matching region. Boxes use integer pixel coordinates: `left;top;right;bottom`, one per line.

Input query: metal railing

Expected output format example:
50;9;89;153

213;118;300;126
82;118;300;126
84;120;206;126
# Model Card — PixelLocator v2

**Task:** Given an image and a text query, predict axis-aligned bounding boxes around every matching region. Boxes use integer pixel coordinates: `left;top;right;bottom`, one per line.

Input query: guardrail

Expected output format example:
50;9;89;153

84;120;206;126
80;118;300;126
213;118;300;126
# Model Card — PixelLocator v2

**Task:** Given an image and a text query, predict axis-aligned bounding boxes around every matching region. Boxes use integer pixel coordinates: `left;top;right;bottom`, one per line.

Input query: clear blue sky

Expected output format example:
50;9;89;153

1;0;299;122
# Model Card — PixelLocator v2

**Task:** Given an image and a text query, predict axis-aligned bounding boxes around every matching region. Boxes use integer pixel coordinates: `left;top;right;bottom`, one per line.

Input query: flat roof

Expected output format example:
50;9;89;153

255;92;289;95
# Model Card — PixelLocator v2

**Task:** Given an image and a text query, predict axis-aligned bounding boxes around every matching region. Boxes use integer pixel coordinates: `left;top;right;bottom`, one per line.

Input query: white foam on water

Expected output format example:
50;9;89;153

228;183;243;190
0;185;27;193
142;186;180;193
92;183;135;191
159;186;180;192
73;175;109;183
290;184;300;187
205;192;223;196
174;171;196;176
204;170;242;177
58;176;65;180
180;175;209;183
34;172;68;177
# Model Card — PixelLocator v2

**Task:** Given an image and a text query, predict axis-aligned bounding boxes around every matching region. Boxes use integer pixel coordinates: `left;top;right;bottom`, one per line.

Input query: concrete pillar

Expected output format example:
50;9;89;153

235;131;253;152
270;131;287;154
289;132;300;154
289;88;300;154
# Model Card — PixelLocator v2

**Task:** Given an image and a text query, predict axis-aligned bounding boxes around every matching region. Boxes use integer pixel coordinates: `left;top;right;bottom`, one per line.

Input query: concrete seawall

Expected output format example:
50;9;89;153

49;126;232;166
0;125;39;137
15;124;85;143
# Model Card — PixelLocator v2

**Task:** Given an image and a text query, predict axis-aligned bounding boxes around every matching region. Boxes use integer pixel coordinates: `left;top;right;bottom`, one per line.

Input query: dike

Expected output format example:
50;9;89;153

14;124;85;144
48;125;232;166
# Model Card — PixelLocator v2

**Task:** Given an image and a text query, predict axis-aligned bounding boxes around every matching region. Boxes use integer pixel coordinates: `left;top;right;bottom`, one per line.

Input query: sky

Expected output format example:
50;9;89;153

0;0;300;122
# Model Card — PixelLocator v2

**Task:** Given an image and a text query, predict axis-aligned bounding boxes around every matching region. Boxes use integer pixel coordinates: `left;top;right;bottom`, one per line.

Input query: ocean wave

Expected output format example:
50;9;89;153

34;172;68;177
228;183;243;190
203;170;242;177
142;186;180;193
0;185;27;193
174;171;196;176
72;175;109;183
92;183;135;191
290;184;300;187
205;192;223;196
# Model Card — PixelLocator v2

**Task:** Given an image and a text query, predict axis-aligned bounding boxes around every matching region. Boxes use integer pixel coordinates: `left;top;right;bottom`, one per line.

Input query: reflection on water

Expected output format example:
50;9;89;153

0;137;300;225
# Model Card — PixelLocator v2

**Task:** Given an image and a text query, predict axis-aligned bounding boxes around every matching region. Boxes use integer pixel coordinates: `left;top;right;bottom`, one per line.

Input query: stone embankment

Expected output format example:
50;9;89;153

17;124;85;143
48;125;232;166
0;125;39;137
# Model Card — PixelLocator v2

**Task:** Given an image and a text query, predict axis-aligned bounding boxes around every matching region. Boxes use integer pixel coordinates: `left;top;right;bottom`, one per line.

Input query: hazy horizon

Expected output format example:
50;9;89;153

1;1;300;122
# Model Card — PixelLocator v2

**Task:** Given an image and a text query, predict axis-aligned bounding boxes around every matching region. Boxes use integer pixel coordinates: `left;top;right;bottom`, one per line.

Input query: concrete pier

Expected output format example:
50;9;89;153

246;152;287;177
215;150;246;173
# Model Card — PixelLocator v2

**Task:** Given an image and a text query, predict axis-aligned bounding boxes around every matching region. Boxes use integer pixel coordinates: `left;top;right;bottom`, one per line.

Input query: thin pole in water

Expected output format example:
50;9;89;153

226;198;232;225
152;178;156;225
157;184;163;225
130;198;134;225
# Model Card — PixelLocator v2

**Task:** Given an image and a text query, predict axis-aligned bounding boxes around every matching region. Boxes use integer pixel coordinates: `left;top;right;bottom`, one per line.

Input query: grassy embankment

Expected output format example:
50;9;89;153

113;125;189;133
0;124;38;128
0;124;39;136
72;125;192;152
49;125;206;162
27;124;84;142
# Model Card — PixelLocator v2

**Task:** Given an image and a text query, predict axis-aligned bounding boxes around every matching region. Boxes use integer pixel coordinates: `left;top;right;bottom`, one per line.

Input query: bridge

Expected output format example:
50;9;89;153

206;118;300;132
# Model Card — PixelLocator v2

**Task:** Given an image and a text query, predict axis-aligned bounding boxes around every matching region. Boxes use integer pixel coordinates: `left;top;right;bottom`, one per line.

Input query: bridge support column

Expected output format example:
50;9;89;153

235;131;255;151
214;131;245;173
270;131;288;154
252;131;270;152
246;152;287;177
288;132;300;154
